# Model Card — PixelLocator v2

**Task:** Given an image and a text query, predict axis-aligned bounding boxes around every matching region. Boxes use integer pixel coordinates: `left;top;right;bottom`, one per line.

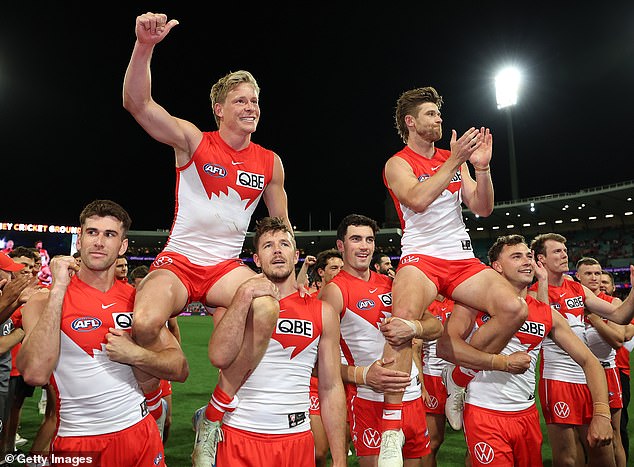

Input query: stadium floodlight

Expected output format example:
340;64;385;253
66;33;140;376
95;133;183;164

495;67;521;109
495;66;522;200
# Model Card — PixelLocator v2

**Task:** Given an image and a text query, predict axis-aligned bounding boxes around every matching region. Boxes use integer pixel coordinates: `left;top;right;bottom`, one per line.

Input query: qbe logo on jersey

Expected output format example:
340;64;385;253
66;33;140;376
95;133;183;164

237;170;264;190
564;296;584;310
378;292;392;307
113;312;133;330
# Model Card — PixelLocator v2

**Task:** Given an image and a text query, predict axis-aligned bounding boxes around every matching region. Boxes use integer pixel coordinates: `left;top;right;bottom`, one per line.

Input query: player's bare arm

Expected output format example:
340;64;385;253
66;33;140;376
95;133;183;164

461;127;494;216
316;302;348;467
379;311;443;347
123;12;203;162
584;266;634;324
106;326;188;382
549;310;613;447
437;302;530;374
208;274;281;369
262;154;292;232
18;256;78;386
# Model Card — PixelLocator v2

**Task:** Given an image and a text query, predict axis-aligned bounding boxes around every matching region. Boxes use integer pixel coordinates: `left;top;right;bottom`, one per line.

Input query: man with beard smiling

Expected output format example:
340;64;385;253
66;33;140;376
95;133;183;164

213;217;347;467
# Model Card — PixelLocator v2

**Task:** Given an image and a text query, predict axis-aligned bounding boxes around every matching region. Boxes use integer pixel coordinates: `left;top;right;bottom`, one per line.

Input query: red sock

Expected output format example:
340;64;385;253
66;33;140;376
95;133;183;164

205;386;239;423
144;388;163;420
382;402;403;431
452;365;478;387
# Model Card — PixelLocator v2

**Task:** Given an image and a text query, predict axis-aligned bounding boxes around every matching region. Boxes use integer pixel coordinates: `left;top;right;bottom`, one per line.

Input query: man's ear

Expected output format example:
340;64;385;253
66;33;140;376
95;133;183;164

491;261;503;274
253;253;261;268
336;239;344;254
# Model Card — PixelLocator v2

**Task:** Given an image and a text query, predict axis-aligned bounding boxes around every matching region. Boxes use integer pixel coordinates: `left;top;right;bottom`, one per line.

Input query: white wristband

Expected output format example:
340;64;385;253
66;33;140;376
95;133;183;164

362;364;371;385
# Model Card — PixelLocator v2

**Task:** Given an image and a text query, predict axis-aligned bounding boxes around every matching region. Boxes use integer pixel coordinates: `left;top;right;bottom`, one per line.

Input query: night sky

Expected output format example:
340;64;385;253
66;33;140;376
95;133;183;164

3;2;634;232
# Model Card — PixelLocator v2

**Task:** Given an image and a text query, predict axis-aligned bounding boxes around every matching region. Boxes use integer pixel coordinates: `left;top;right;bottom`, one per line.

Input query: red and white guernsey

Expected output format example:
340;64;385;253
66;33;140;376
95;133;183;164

222;292;322;434
164;131;275;265
332;270;421;402
53;276;145;436
585;292;617;368
466;295;553;411
529;279;588;384
422;298;454;377
383;147;474;260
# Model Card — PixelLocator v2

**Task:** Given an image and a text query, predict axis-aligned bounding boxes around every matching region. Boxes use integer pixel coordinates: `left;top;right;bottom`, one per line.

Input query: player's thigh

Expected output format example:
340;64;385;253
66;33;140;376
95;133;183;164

205;264;257;308
453;267;524;318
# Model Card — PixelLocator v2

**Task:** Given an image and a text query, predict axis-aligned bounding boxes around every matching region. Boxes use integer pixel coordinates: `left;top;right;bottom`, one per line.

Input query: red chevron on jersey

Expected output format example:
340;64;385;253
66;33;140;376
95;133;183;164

427;297;454;324
192;131;274;209
271;292;323;359
61;275;136;358
393;147;461;195
331;270;393;329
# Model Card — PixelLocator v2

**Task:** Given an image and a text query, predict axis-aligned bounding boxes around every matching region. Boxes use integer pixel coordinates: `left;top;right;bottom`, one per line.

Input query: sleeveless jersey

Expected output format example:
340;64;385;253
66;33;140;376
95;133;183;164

53;276;146;436
383;146;474;260
467;295;553;411
585;292;617;368
164;131;275;265
529;279;587;383
223;292;323;434
422;298;453;376
332;270;421;402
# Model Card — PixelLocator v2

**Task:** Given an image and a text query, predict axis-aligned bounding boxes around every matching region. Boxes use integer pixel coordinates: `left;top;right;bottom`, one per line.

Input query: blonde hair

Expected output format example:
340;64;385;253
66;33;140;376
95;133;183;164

209;70;260;127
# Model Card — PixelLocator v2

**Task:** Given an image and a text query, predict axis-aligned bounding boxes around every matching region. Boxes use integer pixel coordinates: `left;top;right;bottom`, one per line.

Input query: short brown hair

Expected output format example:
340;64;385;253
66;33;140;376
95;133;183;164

79;200;132;238
336;214;379;241
253;217;294;251
487;234;527;264
395;86;443;143
529;233;567;257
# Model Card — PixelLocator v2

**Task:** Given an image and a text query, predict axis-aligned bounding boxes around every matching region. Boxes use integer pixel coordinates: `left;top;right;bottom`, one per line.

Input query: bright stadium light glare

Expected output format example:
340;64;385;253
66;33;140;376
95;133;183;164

495;67;521;109
495;66;522;199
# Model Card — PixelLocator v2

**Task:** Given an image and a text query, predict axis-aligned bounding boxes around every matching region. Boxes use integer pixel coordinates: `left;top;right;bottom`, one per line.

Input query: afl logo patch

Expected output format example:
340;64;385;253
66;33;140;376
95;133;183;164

71;317;102;332
203;163;227;178
357;299;376;310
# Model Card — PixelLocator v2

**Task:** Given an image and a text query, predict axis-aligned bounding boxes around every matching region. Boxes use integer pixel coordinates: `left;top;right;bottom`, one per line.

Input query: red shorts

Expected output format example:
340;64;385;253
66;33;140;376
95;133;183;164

310;376;355;423
150;252;245;305
605;367;623;409
51;416;164;467
309;376;319;415
423;373;447;415
216;425;314;467
397;254;487;297
349;397;430;459
538;378;593;425
463;404;542;467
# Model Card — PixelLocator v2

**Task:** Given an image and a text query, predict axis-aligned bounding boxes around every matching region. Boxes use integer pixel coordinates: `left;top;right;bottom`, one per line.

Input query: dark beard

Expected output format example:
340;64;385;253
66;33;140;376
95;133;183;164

266;268;292;283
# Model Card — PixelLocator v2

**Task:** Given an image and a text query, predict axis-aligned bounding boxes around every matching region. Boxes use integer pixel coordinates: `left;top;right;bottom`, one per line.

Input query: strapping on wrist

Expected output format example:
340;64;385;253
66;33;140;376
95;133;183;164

490;354;509;371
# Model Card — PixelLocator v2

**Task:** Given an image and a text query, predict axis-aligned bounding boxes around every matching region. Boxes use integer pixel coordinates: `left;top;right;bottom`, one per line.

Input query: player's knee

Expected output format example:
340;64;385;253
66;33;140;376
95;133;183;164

430;433;445;453
132;316;164;347
314;445;329;464
496;295;528;325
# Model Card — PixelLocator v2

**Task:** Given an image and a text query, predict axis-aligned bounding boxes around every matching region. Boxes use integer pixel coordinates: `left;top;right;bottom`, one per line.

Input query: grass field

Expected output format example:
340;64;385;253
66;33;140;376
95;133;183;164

15;315;634;466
